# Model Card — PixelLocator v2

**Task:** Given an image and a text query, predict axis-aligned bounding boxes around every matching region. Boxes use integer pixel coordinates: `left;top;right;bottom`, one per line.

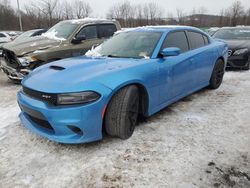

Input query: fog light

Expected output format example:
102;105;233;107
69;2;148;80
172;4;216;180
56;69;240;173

68;125;83;135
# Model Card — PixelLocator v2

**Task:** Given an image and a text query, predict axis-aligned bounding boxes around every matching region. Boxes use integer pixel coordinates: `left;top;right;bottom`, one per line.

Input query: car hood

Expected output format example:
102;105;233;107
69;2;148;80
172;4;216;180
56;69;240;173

23;56;149;93
2;36;62;56
224;40;250;50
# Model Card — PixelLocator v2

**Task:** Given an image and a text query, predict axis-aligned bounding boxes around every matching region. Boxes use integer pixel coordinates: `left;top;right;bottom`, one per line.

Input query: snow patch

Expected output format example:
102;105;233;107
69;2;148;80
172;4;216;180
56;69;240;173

0;104;19;140
69;17;108;24
42;29;66;41
85;45;102;57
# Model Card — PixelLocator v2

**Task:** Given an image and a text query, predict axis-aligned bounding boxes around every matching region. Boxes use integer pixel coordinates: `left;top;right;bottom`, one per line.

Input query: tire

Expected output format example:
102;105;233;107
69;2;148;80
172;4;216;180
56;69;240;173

105;85;139;139
209;59;225;89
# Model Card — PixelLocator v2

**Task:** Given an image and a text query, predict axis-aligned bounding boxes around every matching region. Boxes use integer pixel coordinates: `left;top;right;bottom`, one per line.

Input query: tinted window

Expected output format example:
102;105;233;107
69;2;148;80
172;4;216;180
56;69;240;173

32;29;47;37
98;24;117;38
188;31;205;49
162;31;189;53
203;35;209;45
213;28;250;40
0;33;6;38
76;25;97;40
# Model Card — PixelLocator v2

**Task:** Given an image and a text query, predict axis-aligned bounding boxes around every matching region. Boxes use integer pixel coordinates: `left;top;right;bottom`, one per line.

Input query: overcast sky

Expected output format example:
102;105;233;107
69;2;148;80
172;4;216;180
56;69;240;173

9;0;250;17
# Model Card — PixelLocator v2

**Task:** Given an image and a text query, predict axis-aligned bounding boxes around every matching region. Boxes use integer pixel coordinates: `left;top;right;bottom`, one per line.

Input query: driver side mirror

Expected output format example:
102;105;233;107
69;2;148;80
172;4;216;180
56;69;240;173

71;35;86;44
160;47;181;57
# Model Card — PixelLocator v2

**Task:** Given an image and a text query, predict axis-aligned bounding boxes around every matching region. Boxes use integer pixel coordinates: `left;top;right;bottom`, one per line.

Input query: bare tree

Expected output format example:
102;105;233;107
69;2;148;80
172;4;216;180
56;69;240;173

229;0;244;26
176;8;185;24
73;0;92;18
61;1;74;20
197;6;207;26
143;4;149;25
135;4;143;26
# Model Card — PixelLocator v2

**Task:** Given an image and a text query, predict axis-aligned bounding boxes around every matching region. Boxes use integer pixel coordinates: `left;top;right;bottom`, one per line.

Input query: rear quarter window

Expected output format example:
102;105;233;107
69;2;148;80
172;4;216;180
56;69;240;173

98;24;117;38
188;31;206;49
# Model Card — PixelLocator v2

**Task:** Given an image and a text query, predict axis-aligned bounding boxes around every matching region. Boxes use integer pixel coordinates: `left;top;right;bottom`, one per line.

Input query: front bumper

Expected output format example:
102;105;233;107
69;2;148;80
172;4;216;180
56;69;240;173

0;58;29;81
17;91;106;144
227;53;250;69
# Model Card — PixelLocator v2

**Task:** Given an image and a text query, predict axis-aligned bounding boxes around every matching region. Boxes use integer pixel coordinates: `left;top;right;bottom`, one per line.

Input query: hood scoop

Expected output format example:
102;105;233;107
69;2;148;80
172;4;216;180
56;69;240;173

49;65;65;71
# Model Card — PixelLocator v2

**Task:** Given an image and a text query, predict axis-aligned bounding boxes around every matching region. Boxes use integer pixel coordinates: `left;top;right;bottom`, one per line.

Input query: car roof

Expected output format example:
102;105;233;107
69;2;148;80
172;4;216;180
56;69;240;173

220;26;250;30
61;18;118;25
119;25;203;33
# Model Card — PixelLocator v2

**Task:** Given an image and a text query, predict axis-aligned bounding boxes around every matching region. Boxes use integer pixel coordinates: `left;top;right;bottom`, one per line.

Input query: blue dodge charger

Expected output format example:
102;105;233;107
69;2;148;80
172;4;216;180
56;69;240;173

17;26;228;143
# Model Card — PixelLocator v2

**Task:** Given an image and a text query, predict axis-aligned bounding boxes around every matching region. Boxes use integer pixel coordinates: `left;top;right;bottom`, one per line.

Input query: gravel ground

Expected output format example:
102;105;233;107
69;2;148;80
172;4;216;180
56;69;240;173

0;70;249;188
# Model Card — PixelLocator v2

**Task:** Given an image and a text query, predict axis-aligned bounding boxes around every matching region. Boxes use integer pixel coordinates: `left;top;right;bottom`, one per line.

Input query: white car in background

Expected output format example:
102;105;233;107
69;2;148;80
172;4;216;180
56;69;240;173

0;32;12;43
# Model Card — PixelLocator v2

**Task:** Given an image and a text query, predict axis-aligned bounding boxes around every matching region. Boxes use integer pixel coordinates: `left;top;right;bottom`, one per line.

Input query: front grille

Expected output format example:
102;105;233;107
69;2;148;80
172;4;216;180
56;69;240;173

229;60;248;67
27;114;54;133
2;48;19;69
23;86;57;105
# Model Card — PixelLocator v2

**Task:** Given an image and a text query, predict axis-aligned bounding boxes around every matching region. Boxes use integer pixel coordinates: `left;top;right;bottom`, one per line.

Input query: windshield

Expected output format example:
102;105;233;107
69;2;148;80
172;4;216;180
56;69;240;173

86;31;162;59
213;28;250;40
42;22;78;40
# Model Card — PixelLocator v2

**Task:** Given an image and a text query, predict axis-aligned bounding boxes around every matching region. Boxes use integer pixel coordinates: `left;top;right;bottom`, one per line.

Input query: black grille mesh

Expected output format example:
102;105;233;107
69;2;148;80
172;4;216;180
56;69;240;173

23;86;57;105
27;114;54;133
2;48;19;69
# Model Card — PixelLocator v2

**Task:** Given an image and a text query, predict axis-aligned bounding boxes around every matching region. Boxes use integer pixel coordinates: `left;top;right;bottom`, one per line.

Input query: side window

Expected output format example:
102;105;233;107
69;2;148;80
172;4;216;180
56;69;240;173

76;25;97;40
0;33;6;38
162;31;189;53
188;31;205;49
203;35;209;45
98;24;117;38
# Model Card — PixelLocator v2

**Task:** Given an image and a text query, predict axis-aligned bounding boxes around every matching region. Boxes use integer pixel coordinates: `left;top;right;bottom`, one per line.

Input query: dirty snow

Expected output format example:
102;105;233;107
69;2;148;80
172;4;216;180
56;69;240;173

0;70;250;188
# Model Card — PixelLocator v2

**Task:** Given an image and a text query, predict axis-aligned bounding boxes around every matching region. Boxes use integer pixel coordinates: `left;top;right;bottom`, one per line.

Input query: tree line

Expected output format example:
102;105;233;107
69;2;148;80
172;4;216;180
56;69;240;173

0;0;250;31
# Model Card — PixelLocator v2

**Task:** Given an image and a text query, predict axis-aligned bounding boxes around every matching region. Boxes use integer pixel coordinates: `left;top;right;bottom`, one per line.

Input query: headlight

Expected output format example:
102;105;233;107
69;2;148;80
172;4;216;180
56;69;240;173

18;56;38;66
57;91;101;105
233;48;248;56
0;49;3;56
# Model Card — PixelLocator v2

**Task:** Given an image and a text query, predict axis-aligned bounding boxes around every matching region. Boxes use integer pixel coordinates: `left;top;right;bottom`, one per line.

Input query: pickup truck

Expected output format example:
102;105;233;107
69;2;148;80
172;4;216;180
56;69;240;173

0;18;121;82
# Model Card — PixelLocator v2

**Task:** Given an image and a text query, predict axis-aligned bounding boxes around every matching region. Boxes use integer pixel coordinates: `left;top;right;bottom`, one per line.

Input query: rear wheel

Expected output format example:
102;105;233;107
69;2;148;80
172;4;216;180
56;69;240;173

105;85;139;139
209;59;225;89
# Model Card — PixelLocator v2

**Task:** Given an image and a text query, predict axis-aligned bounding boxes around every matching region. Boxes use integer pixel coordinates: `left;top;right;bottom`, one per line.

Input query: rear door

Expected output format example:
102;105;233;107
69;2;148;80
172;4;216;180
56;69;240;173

186;31;215;85
97;24;117;39
159;31;196;103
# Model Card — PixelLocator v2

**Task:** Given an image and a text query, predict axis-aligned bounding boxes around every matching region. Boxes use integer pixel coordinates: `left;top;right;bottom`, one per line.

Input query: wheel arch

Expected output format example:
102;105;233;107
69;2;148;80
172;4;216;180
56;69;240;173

102;81;150;134
217;56;225;64
107;82;149;117
102;81;150;131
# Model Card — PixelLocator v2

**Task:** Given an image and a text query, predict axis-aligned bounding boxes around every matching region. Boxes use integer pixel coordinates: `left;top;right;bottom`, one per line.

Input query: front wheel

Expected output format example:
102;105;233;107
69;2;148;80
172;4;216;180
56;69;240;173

209;59;225;89
104;85;139;139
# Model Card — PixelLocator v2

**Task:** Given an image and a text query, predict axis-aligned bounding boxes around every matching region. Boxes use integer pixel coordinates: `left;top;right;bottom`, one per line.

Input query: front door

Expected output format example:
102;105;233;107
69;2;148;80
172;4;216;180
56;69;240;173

158;31;196;103
70;25;103;57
